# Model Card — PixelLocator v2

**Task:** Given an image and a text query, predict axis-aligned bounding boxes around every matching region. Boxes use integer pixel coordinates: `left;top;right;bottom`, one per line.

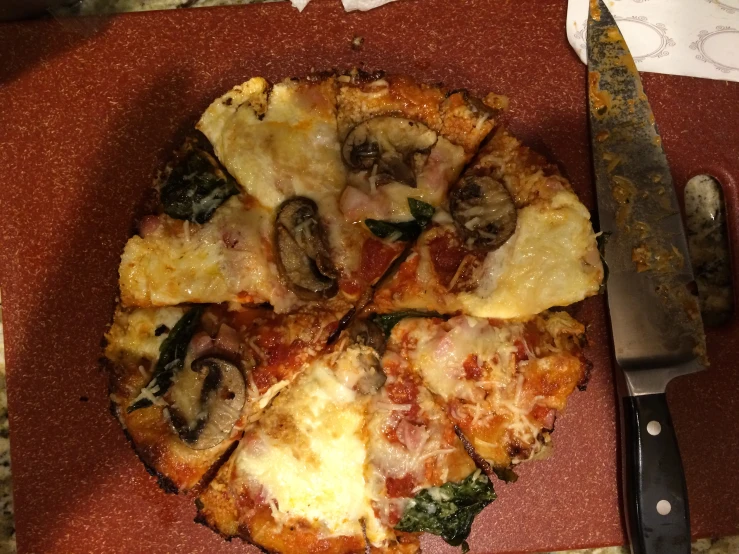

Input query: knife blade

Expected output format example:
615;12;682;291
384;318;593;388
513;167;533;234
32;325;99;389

587;1;707;553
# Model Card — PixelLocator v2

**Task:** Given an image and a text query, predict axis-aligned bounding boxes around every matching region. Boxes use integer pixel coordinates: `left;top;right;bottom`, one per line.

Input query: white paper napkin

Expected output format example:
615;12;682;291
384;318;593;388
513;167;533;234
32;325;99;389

566;0;739;82
290;0;397;11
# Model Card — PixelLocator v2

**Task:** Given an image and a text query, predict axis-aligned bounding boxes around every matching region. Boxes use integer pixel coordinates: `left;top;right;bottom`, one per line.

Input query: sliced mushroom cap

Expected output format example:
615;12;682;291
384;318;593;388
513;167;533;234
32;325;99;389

334;344;387;396
356;363;387;396
275;197;338;300
449;175;517;251
342;116;438;187
168;357;246;450
348;319;386;356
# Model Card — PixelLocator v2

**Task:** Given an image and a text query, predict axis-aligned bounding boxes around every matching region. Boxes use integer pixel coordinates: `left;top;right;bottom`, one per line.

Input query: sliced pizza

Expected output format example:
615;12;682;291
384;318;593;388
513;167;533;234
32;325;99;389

366;350;494;551
383;311;589;473
371;127;604;319
196;337;391;553
105;303;340;492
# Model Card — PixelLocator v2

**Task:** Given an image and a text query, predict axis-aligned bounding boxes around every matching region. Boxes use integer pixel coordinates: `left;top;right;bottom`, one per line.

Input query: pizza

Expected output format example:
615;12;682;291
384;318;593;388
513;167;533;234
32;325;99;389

104;69;603;553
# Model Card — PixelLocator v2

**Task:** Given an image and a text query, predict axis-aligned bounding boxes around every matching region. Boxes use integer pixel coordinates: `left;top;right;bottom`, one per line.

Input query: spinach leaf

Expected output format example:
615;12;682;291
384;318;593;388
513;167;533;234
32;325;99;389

365;198;435;242
408;198;434;227
127;306;205;414
370;310;445;337
395;471;496;547
364;219;424;242
160;149;238;224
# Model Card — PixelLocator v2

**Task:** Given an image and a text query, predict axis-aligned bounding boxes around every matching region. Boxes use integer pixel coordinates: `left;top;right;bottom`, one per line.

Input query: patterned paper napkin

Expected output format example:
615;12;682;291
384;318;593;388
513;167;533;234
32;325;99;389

290;0;397;11
566;0;739;82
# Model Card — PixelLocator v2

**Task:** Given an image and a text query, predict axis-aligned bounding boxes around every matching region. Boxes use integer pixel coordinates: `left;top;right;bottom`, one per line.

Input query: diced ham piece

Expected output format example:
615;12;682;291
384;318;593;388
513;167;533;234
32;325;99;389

340;184;392;222
395;419;427;452
222;228;240;248
540;407;557;430
215;324;241;356
189;332;214;358
139;215;161;237
419;145;452;195
531;404;557;430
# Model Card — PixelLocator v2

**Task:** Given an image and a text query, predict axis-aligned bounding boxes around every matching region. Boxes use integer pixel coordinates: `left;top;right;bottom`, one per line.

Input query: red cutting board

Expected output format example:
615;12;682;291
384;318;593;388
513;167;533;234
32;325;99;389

0;1;737;552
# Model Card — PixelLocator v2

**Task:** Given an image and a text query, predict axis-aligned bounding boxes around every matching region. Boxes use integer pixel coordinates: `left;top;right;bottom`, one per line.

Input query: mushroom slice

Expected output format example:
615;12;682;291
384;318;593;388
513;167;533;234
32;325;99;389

345;319;388;395
342;116;438;187
449;175;518;251
334;343;387;396
274;197;338;300
168;357;246;450
347;319;386;357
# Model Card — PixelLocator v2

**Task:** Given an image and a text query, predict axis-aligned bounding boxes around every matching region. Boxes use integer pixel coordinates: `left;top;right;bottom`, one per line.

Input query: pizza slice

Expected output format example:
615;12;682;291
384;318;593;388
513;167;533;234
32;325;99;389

371;127;604;319
196;335;392;553
366;349;494;551
105;303;340;492
197;317;498;553
383;311;589;475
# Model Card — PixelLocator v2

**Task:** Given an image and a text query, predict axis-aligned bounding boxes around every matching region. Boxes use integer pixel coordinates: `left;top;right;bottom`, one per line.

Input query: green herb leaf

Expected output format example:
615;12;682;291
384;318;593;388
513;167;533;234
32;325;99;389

364;198;435;242
365;219;423;242
395;471;496;547
408;198;435;227
370;310;445;337
127;306;205;413
160;150;238;224
492;466;519;483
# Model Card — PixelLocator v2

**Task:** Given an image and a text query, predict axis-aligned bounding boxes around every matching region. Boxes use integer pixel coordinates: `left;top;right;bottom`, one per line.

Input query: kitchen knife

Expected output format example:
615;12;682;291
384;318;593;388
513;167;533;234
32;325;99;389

587;1;707;553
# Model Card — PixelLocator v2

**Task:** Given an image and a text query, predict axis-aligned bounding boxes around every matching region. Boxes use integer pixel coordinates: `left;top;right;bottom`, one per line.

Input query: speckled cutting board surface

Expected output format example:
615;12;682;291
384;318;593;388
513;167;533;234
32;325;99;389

0;1;737;552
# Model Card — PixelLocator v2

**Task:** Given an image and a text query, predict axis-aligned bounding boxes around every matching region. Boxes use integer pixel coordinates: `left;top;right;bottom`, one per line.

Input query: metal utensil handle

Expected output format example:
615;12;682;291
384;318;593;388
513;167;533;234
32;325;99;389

622;393;691;554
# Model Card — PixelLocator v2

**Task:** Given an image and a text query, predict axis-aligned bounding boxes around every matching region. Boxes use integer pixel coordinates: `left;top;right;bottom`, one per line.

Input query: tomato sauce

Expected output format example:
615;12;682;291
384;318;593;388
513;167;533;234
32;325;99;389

385;379;419;405
428;234;469;288
359;238;403;285
385;474;416;498
463;354;482;379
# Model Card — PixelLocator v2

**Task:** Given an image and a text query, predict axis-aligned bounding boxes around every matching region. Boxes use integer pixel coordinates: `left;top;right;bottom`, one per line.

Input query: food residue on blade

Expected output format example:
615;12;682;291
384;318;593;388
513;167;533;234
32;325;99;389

588;71;612;116
611;175;635;229
603;151;622;172
589;0;601;21
632;243;684;274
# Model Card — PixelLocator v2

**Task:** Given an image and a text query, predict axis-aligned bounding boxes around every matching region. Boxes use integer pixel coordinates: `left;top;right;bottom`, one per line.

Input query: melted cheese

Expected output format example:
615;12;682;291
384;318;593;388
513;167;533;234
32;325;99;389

339;136;466;223
119;196;299;312
391;314;586;468
460;190;603;318
234;356;386;541
400;316;522;402
105;306;185;362
197;78;367;287
198;79;346;210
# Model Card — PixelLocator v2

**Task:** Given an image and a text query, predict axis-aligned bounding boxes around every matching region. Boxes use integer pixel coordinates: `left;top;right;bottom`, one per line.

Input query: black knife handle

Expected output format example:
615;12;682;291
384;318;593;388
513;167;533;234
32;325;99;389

622;393;691;554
